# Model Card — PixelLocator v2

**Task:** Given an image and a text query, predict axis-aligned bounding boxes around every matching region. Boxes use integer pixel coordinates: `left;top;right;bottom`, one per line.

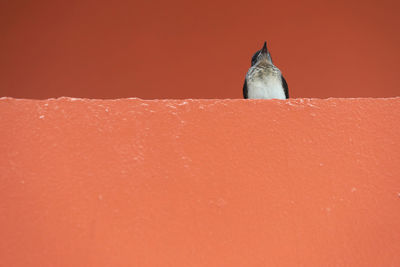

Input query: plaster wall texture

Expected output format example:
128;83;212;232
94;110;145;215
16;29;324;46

0;97;399;266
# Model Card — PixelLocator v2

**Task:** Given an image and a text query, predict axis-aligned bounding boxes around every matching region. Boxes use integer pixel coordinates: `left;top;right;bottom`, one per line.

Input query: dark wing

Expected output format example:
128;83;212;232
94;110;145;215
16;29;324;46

281;75;289;99
243;78;248;99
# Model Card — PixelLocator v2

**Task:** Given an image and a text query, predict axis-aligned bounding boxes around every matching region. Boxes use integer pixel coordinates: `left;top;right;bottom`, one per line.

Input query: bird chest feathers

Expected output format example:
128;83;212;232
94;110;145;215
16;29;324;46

246;66;286;99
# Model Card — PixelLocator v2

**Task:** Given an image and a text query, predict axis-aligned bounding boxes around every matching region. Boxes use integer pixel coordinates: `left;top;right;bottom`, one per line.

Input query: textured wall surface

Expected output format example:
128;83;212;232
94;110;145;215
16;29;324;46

0;97;399;266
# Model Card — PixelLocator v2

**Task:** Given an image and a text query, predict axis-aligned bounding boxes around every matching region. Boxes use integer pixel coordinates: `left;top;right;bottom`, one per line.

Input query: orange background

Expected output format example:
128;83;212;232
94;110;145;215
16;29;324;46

1;0;399;99
1;97;400;266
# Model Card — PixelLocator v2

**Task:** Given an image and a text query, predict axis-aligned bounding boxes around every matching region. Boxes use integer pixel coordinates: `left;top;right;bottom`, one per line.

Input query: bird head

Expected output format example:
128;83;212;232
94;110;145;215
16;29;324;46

251;41;273;66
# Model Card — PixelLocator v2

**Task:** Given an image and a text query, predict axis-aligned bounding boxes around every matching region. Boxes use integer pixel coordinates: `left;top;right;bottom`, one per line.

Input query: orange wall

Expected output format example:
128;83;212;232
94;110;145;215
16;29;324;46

1;0;400;99
1;97;399;266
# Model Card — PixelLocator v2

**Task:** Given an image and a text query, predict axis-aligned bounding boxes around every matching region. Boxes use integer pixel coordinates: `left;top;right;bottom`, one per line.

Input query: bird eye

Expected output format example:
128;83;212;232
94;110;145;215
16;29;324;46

251;51;260;66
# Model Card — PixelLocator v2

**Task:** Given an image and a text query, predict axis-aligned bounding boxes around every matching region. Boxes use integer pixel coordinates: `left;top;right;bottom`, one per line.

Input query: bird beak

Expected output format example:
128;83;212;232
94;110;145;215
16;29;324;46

261;41;268;54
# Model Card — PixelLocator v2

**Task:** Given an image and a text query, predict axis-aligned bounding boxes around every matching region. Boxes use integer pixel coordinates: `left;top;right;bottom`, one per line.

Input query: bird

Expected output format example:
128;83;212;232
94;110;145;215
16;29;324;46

243;41;289;99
